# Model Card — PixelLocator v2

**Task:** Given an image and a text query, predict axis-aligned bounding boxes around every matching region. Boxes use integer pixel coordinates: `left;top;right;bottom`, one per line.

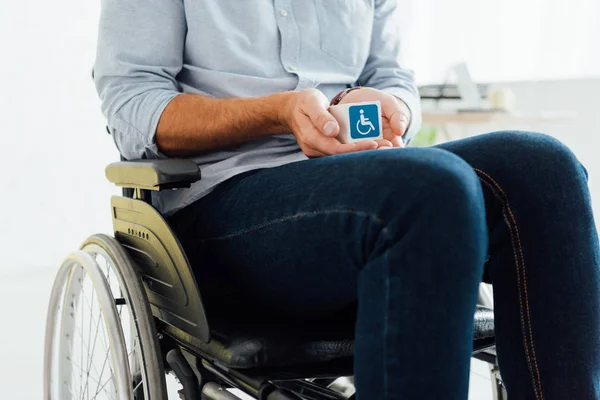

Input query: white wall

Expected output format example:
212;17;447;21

398;0;600;83
0;0;118;273
0;2;116;395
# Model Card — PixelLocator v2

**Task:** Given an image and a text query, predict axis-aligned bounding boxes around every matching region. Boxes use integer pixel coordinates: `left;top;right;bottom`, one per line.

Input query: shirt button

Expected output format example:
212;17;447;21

289;65;298;71
280;9;288;17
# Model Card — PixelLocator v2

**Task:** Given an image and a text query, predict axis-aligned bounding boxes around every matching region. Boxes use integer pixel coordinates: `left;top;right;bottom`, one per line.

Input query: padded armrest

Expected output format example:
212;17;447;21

105;159;201;191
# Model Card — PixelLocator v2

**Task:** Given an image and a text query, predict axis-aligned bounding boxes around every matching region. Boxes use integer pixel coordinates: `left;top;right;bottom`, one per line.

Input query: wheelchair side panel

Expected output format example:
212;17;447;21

110;196;210;343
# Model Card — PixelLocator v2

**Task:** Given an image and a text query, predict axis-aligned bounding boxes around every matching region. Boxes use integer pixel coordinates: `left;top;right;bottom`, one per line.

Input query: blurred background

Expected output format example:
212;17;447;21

0;0;598;398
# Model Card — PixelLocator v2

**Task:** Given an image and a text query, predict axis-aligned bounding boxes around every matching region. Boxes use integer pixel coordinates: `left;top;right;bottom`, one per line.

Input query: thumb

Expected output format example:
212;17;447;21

303;97;340;137
389;111;409;137
384;97;410;137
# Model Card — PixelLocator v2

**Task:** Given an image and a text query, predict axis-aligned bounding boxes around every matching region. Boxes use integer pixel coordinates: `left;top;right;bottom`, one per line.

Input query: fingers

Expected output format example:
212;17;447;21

341;140;380;153
377;137;403;149
301;93;340;138
382;120;405;148
297;114;377;155
382;95;410;138
308;129;379;155
388;108;410;137
375;139;394;149
388;136;404;148
304;149;328;158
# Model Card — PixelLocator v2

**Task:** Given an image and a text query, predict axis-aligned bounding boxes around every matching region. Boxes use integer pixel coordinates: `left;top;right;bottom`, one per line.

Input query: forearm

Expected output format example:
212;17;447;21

156;92;293;157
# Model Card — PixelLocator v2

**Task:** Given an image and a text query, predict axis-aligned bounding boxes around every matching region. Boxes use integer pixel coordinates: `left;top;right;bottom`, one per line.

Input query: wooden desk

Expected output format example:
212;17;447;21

423;110;575;125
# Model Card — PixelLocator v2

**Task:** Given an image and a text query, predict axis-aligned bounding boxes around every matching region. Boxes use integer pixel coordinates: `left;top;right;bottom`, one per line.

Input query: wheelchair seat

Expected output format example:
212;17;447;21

170;305;495;370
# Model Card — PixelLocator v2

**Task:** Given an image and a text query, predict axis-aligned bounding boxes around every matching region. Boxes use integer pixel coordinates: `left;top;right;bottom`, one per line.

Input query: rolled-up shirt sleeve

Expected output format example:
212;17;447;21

358;0;422;144
94;0;185;160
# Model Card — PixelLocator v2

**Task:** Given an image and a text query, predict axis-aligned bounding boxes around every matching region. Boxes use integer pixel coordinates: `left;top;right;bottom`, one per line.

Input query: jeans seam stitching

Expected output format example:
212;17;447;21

196;209;389;242
480;177;537;397
475;168;544;400
383;249;391;398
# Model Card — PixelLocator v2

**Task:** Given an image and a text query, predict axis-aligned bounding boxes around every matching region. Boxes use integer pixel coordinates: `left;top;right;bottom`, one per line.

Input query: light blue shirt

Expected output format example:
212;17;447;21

94;0;422;216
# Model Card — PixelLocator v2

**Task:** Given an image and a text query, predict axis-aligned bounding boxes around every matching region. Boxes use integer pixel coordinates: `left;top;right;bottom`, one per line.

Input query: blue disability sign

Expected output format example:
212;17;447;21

349;104;380;139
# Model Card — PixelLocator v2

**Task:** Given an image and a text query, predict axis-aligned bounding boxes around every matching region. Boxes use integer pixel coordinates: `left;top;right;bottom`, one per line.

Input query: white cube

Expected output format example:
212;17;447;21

329;101;384;144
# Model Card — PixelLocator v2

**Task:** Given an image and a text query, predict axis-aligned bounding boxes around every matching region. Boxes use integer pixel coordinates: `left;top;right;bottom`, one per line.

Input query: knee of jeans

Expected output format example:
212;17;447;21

415;148;485;211
379;148;487;235
487;131;586;179
395;149;488;268
360;148;484;207
340;148;485;224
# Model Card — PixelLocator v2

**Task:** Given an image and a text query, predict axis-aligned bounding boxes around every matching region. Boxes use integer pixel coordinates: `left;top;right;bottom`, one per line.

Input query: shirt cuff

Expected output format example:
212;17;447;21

381;87;422;145
110;91;181;160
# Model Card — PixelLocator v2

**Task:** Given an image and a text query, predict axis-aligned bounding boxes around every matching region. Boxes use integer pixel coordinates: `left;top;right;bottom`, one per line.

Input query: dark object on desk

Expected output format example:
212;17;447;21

419;84;489;100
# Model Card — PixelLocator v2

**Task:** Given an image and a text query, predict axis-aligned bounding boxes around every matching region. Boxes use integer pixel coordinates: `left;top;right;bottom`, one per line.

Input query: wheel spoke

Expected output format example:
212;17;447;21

99;320;115;379
132;379;143;393
85;310;105;381
47;241;164;400
91;375;115;400
73;326;97;356
93;344;112;398
69;358;107;389
65;270;117;400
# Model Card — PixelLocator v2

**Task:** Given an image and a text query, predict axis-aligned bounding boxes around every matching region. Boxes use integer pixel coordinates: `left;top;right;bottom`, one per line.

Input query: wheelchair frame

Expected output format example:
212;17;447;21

44;158;507;400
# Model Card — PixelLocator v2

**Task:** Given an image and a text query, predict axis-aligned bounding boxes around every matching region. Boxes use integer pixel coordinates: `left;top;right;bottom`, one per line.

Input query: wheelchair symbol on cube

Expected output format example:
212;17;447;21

349;104;381;139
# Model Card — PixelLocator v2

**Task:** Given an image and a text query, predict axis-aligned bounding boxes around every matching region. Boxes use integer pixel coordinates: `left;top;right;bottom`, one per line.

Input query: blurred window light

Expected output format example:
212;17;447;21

397;0;600;83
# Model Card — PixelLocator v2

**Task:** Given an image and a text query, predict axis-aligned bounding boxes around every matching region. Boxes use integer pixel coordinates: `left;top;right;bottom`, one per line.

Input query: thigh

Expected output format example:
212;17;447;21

168;147;473;318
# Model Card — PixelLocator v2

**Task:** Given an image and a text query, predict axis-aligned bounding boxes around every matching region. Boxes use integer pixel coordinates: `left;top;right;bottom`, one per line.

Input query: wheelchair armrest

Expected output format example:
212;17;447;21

105;159;201;191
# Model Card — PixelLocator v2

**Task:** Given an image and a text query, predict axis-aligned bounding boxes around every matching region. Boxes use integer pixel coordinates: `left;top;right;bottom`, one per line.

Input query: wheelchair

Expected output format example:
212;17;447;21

43;158;507;400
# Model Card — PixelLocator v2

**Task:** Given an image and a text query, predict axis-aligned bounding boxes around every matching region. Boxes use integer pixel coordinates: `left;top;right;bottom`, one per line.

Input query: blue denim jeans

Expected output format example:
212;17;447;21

169;131;600;399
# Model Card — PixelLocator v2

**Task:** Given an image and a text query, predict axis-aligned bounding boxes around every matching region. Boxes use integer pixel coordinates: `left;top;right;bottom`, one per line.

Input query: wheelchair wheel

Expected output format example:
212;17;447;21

44;234;167;400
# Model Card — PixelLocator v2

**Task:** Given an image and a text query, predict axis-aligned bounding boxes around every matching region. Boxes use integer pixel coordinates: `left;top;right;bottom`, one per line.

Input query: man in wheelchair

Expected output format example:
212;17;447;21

44;1;600;399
